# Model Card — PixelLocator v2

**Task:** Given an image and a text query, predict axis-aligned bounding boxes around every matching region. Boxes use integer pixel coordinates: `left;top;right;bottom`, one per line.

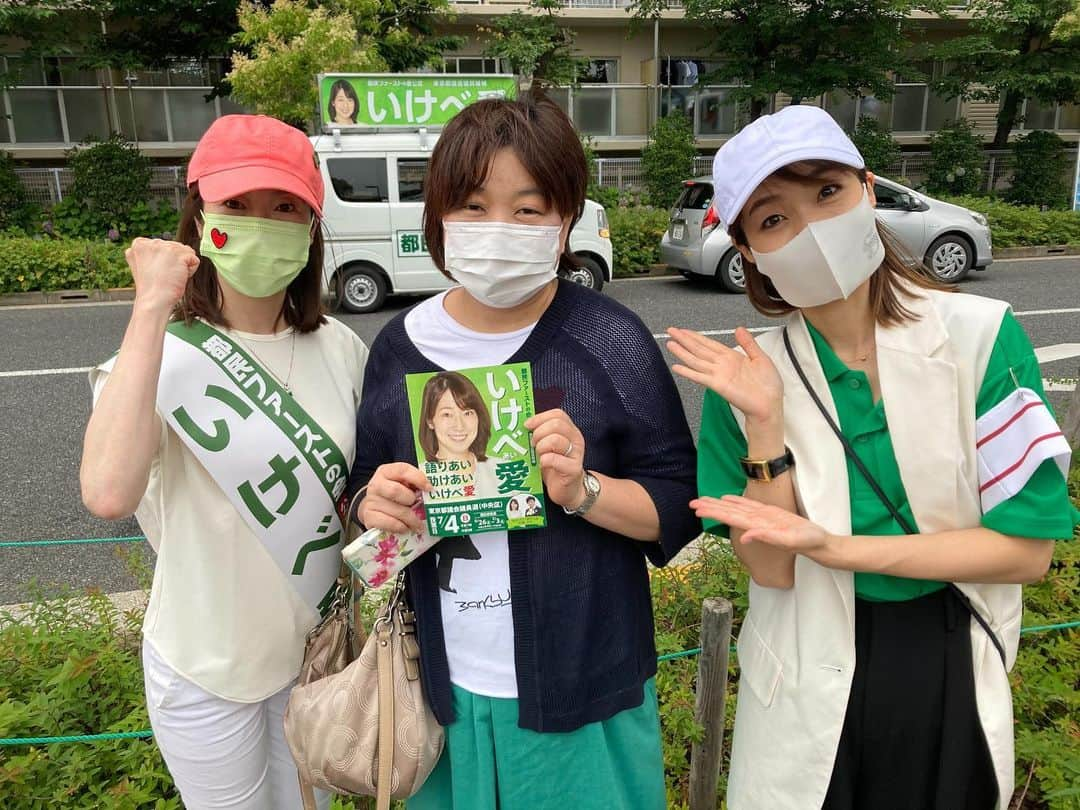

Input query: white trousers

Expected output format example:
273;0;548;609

143;639;330;810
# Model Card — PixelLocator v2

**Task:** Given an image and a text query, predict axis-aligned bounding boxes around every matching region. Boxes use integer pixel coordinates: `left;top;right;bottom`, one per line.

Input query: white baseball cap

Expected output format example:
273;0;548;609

711;105;865;228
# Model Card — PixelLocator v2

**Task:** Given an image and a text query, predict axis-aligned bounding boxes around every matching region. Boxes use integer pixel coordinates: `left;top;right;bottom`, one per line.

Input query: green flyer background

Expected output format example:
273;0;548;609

405;363;546;537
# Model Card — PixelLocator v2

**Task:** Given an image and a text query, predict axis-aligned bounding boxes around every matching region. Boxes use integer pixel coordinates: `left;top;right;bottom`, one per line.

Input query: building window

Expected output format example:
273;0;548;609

441;57;505;74
328;157;389;203
658;58;722;87
580;59;618;84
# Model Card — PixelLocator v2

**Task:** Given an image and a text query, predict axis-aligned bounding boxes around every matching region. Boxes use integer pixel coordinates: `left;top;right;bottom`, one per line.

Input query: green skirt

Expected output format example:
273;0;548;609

407;679;666;810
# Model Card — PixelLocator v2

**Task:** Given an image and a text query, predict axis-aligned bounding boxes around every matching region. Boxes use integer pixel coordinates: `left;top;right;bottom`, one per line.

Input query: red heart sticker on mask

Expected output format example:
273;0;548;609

210;228;228;249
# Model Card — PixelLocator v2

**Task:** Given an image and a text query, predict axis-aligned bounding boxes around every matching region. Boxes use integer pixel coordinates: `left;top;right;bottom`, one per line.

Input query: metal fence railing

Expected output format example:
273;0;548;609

15;166;188;210
592;149;1076;194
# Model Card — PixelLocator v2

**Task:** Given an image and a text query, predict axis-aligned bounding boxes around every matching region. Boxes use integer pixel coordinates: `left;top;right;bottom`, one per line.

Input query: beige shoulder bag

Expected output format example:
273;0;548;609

284;490;445;810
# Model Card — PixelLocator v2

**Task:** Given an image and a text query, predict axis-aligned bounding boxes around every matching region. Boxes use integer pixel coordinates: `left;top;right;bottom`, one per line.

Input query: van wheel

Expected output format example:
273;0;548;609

717;248;746;293
568;256;604;292
340;265;388;313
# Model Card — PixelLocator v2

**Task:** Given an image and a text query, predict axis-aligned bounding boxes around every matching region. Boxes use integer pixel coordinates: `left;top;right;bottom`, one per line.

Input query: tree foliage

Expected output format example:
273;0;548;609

481;0;582;90
641;113;698;208
927;0;1080;147
372;0;464;73
227;0;386;128
1006;130;1070;209
629;0;944;120
848;115;902;173
926;118;985;195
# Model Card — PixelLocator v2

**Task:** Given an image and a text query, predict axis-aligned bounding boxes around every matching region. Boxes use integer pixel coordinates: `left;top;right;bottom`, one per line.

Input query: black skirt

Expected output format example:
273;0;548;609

822;587;999;810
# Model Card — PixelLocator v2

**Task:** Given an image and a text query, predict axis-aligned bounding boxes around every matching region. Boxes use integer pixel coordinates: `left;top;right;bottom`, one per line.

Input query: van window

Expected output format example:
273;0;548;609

328;157;389;203
397;158;428;203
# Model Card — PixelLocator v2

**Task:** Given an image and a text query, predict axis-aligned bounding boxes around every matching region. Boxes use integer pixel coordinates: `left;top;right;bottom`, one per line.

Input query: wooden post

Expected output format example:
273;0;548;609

1064;370;1080;448
689;597;733;810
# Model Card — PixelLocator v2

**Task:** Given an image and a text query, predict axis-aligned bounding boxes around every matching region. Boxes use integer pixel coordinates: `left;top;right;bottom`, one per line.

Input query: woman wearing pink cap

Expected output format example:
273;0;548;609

81;115;366;809
668;105;1076;809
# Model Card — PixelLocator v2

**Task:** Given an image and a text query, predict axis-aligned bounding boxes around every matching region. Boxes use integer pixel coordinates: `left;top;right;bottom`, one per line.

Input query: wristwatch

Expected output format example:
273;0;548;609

563;471;602;517
739;447;795;482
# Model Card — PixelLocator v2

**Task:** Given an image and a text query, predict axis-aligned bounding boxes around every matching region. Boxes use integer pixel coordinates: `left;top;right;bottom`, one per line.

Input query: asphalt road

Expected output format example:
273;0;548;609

1;258;1078;603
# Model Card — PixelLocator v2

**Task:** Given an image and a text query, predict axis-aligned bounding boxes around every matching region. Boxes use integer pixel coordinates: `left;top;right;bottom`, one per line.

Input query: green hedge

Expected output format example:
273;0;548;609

937;196;1080;248
607;207;671;278
0;238;131;294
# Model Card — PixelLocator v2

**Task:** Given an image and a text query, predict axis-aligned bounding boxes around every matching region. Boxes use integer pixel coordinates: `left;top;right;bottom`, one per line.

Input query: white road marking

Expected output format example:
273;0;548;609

0;366;92;378
1034;344;1080;363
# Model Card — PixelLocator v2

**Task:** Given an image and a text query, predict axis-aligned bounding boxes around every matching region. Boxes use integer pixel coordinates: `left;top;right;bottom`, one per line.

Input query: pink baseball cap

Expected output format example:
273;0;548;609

187;115;324;217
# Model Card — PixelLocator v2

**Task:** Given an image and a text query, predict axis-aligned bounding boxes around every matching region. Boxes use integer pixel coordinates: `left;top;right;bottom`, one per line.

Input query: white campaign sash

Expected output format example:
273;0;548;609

976;387;1072;513
157;321;349;615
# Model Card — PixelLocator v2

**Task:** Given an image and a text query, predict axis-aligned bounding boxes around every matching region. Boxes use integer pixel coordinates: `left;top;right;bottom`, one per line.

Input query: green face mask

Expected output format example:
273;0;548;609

199;212;313;299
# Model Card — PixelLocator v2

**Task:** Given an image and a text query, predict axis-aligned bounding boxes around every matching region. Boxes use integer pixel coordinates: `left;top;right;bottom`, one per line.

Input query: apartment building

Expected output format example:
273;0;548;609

1;0;1077;162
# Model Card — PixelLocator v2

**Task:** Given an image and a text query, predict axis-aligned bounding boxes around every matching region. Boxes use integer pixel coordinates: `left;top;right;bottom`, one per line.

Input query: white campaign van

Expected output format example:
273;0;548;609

312;128;614;313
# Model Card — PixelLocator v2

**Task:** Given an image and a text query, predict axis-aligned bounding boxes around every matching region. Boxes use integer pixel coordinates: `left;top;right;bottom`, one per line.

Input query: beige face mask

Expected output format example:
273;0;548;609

443;221;562;309
750;189;885;308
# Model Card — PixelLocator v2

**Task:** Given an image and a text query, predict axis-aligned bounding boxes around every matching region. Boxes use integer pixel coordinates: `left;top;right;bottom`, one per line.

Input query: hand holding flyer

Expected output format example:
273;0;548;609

406;363;547;537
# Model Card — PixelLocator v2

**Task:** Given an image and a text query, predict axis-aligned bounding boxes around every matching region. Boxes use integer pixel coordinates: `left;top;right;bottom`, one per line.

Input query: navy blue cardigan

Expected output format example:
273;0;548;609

347;280;700;733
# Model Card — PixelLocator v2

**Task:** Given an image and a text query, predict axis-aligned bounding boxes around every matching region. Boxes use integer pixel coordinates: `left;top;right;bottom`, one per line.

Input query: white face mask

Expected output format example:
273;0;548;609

444;221;562;309
750;189;885;309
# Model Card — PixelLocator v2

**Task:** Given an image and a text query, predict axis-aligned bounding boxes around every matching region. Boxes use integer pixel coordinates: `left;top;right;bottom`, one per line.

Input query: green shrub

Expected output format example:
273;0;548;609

46;199;179;242
607;207;670;277
67;134;152;227
1007;130;1070;210
0;584;180;808
0;238;131;293
642;114;697;209
848;115;901;175
927;119;984;196
0;151;37;233
937;196;1080;247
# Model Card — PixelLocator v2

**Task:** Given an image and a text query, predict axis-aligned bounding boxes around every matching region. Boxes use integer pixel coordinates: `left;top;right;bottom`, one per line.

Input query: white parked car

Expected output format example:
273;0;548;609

311;130;614;313
659;175;993;290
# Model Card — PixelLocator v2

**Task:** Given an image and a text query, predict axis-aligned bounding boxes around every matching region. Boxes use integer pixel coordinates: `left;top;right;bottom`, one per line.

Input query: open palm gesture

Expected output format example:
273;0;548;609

666;327;783;422
693;495;830;553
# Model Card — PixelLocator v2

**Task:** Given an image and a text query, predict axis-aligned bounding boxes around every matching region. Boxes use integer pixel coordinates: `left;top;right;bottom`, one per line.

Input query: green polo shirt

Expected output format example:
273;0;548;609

698;311;1079;602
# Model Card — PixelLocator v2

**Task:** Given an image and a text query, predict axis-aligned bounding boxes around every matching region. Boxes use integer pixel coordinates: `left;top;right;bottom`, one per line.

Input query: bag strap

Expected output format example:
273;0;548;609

374;575;404;810
781;327;1008;669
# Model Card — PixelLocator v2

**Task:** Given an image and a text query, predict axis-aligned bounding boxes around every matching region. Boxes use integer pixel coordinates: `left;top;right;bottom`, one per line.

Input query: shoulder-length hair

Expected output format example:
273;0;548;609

328;80;359;124
728;161;953;327
422;90;588;281
418;372;492;462
173;183;327;333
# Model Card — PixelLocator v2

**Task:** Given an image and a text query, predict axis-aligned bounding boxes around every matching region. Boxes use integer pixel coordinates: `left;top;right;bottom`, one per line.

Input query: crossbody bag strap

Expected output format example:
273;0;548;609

781;327;1008;668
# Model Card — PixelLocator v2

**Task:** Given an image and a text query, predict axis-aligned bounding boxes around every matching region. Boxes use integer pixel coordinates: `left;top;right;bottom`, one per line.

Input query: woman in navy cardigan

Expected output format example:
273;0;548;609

346;93;699;810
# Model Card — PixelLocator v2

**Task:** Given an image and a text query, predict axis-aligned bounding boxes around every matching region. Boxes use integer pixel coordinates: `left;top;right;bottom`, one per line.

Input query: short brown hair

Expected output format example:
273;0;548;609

173;183;327;333
418;372;492;462
729;162;953;327
422;91;588;280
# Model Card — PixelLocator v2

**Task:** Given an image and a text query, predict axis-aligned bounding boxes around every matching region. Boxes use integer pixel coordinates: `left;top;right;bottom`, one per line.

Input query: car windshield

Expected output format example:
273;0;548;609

675;183;713;211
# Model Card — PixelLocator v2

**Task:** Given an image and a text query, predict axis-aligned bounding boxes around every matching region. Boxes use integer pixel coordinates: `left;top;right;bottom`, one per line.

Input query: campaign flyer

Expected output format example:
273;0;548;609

405;363;546;536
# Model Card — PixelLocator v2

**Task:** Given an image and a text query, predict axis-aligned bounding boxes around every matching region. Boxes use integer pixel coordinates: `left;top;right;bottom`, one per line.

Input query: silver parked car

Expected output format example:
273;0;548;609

659;175;993;290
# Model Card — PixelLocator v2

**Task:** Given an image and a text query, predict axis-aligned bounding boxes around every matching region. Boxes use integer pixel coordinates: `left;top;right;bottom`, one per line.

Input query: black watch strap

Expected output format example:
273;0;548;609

739;447;795;482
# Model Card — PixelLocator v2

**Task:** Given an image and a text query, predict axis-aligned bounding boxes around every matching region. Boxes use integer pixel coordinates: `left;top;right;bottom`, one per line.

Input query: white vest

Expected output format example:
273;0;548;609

726;288;1020;810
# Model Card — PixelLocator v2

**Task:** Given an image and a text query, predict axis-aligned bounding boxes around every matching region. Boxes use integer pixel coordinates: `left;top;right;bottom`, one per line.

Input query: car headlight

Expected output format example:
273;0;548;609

968;210;989;228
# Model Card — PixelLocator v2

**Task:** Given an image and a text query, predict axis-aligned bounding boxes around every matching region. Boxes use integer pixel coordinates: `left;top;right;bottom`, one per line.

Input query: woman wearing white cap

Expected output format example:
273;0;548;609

81;115;366;809
667;104;1077;809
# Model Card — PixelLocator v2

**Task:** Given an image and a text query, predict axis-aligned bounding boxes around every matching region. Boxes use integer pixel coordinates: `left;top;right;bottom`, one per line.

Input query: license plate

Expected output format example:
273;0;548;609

672;224;685;240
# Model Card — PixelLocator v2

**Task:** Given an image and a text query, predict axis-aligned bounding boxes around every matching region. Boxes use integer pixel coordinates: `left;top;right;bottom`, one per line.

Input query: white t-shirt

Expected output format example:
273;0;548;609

404;290;534;698
90;316;367;702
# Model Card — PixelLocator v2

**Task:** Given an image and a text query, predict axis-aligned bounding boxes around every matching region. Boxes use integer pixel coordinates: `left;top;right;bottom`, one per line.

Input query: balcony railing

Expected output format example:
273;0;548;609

1;83;245;146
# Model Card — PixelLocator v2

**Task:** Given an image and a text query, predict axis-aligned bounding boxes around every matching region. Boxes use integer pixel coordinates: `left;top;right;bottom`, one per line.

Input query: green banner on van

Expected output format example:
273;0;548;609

318;74;517;129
